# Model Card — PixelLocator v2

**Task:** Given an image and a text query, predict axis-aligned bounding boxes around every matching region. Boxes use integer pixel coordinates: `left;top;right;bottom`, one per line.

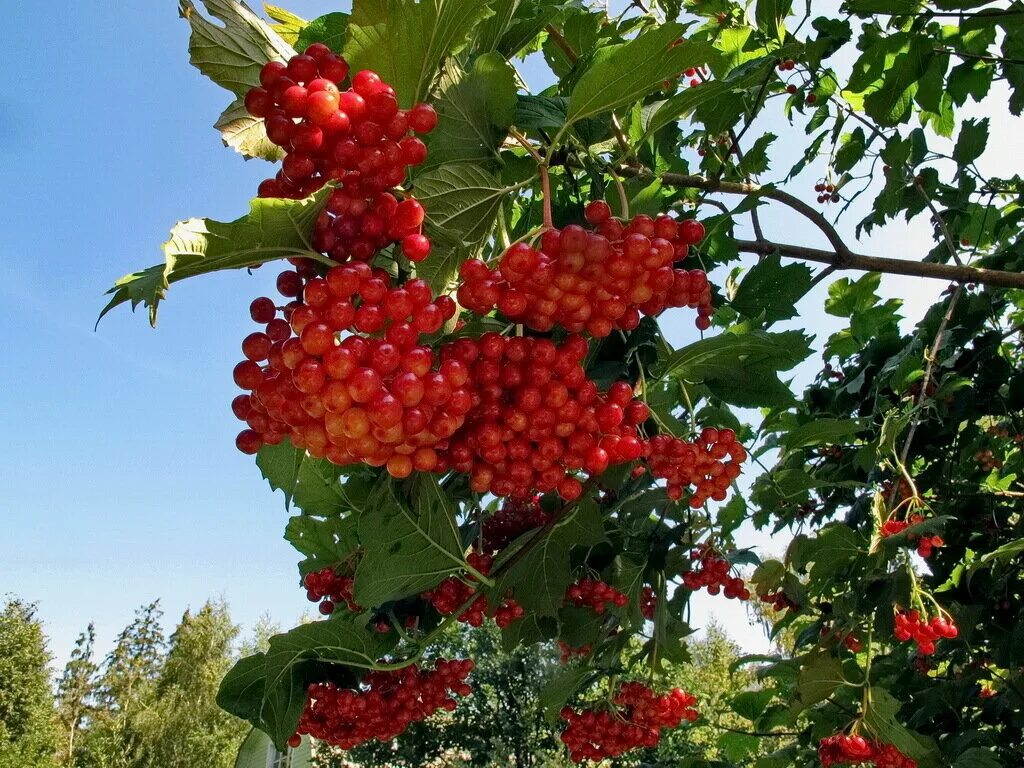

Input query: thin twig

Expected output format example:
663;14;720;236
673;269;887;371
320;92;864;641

915;179;964;267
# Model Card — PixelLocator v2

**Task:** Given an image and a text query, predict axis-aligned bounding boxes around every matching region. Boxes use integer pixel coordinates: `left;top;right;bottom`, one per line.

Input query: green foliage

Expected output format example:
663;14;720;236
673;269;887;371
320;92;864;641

0;599;58;768
107;0;1024;765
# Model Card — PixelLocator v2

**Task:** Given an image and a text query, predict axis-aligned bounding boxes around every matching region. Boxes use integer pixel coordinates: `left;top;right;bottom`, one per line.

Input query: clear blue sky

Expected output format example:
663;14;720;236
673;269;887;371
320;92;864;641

2;1;964;667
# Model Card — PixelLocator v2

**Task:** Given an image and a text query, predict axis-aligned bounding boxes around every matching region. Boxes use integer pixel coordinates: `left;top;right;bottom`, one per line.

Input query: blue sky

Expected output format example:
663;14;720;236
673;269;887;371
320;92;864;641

2;1;976;668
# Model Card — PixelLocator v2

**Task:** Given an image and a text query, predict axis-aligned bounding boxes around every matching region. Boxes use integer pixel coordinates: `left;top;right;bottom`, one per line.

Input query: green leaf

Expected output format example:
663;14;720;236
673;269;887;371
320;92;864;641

101;187;329;326
496;498;605;616
755;0;792;41
539;667;591;723
779;419;865;450
730;688;777;721
180;0;296;158
353;476;466;607
730;253;812;324
295;12;349;52
793;652;845;710
567;25;714;123
214;98;284;162
344;0;495;108
863;687;937;761
952;748;1002;768
424;53;517;169
217;652;307;751
264;4;307;46
660;330;809;381
978;537;1024;565
863;37;933;126
285;515;359;577
180;0;295;97
644;66;769;139
514;95;569;131
789;523;867;580
953;117;989;166
257;442;378;513
415;163;519;291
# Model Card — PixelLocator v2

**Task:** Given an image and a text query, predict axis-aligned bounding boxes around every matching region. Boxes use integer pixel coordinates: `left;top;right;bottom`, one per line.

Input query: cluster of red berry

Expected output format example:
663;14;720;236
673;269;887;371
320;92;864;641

302;567;359;614
564;578;628;615
814;181;840;204
457;203;712;336
760;590;799;613
819;734;917;768
294;659;473;748
641;586;657;619
422;552;524;629
645;428;746;506
881;515;944;558
557;641;593;664
246;47;437;264
559;683;699;762
682;545;750;599
893;609;958;655
481;497;551;551
442;336;648;500
232;264;467;475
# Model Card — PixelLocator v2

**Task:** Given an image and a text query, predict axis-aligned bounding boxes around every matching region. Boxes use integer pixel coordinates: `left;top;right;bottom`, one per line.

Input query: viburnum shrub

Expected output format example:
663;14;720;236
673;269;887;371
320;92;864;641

106;1;1024;766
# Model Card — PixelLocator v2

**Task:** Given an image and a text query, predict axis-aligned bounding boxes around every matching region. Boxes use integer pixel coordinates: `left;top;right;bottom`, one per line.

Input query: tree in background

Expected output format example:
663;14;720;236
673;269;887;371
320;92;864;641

126;600;248;768
0;598;58;768
55;625;98;766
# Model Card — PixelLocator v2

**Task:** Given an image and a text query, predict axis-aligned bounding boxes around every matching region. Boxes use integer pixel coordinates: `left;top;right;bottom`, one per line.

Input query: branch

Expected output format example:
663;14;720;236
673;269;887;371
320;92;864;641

615;167;1024;289
617;167;853;257
935;47;1024;65
736;239;1024;289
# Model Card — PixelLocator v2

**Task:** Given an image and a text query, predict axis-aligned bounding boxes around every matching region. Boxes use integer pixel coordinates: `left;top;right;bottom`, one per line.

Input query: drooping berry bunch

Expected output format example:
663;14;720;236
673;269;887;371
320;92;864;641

814;180;840;204
645;427;746;506
232;264;469;477
564;578;628;615
819;734;917;768
422;552;524;629
559;684;699;762
303;567;359;615
760;590;799;613
249;50;437;198
295;659;473;749
881;515;944;558
457;204;712;337
313;190;433;264
682;545;750;600
893;609;958;656
640;586;657;619
481;496;551;551
557;641;593;664
441;334;648;500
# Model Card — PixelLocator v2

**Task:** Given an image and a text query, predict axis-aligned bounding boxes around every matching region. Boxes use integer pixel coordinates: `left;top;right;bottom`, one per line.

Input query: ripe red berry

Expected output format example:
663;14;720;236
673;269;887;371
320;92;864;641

409;103;438;134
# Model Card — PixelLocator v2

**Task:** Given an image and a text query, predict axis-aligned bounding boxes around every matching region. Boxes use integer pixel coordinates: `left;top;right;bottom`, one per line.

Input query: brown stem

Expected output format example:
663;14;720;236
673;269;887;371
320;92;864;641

540;165;554;229
736;239;1024;289
914;179;964;267
545;24;578;63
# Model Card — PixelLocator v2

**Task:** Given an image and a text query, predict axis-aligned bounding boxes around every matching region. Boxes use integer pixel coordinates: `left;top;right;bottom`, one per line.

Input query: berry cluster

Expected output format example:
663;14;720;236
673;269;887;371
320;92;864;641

422;553;524;629
814;181;840;205
564;578;628;615
893;609;958;656
231;264;466;477
481;496;550;551
559;684;699;762
246;47;438;264
881;515;944;558
682;545;750;600
557;641;593;664
442;335;648;500
760;590;799;613
645;428;746;506
303;567;359;614
819;734;917;768
296;659;473;749
641;586;657;620
457;205;712;337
